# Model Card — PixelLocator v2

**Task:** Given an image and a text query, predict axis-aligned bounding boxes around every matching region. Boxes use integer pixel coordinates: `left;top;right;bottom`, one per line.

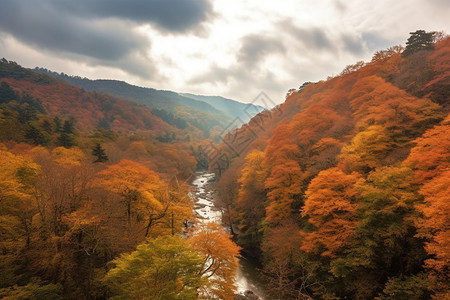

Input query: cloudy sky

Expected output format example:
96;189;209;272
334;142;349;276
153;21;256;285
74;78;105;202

0;0;449;104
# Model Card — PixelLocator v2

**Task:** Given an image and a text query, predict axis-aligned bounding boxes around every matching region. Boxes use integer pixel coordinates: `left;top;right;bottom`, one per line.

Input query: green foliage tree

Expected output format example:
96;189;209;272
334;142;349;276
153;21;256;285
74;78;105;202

53;116;62;133
403;30;435;57
41;119;53;134
0;81;18;103
330;166;428;298
92;143;108;163
104;235;205;300
25;123;50;146
57;119;77;148
376;273;432;300
0;278;63;300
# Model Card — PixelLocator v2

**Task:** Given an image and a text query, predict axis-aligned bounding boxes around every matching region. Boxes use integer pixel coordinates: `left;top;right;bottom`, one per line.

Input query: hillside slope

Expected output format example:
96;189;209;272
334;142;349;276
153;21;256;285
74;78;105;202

1;59;177;134
34;71;239;136
214;34;450;299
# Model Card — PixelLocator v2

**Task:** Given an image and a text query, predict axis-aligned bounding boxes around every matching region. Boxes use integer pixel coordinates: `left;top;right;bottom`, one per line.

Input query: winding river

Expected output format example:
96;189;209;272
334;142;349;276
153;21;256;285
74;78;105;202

190;171;266;299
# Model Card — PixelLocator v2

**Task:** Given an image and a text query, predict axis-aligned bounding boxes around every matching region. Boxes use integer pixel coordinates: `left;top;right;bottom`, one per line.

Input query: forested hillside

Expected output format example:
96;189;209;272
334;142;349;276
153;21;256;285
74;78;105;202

215;31;450;299
33;70;256;137
0;58;243;299
1;30;448;300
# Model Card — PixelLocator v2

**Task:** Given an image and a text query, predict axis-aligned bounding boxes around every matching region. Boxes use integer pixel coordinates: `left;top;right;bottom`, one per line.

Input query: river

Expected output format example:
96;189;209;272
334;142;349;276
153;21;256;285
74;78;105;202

190;171;266;299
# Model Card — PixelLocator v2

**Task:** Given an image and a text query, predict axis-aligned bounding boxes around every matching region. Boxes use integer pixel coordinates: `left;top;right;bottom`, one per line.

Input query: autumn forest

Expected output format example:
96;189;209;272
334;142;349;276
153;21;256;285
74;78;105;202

1;30;449;300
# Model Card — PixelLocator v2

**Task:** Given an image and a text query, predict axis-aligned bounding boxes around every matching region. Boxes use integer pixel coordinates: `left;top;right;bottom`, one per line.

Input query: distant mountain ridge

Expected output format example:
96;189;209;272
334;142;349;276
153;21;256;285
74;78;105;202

35;69;264;134
180;93;264;124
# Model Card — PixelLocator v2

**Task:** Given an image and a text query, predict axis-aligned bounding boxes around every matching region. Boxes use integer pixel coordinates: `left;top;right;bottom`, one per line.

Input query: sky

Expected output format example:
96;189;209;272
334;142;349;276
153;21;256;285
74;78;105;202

0;0;449;105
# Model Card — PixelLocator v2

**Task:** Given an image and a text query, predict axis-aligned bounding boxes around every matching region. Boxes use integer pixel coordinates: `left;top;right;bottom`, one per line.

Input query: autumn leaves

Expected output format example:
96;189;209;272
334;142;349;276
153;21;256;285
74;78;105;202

0;145;241;299
222;39;450;298
104;224;240;300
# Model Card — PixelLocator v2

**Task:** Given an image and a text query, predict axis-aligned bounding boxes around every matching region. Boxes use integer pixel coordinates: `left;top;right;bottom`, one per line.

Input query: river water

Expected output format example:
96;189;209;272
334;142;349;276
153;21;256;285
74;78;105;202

190;171;266;299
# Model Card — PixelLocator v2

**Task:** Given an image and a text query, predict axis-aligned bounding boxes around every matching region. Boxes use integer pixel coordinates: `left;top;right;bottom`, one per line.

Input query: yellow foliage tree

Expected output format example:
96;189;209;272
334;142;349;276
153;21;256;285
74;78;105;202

339;125;393;172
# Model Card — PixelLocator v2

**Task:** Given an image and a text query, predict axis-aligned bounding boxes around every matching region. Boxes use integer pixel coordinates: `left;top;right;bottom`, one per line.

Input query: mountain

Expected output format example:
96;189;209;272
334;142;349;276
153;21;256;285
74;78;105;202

180;93;264;123
34;70;260;136
214;34;450;299
0;59;173;134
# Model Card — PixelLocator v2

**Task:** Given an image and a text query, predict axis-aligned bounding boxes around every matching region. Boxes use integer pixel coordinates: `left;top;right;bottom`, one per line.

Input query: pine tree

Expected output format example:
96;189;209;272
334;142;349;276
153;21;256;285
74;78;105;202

0;82;18;103
57;132;75;148
402;30;435;57
53;116;62;133
57;119;77;148
25;124;50;146
92;143;108;163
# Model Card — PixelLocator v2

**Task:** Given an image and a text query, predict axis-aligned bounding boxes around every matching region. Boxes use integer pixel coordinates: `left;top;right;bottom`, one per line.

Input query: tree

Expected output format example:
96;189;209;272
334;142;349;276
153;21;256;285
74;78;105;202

403;30;435;57
415;170;450;298
57;119;77;148
236;150;266;254
104;235;205;300
53;117;62;133
25;123;50;146
41;119;53;134
405;119;450;183
331;166;427;299
57;132;76;148
301;167;362;257
261;220;310;300
339;125;393;173
0;278;63;300
92;143;108;163
377;273;432;300
191;223;241;300
0;148;40;292
95;160;165;231
0;81;18;103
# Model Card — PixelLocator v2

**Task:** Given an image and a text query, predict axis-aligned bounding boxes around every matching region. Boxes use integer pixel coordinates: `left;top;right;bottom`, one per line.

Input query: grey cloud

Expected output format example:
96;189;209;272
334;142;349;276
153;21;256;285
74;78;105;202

362;32;392;51
188;61;286;103
280;20;334;51
189;64;232;85
429;0;450;7
190;34;286;86
0;0;213;80
0;1;148;60
188;31;295;101
341;34;364;54
237;34;286;68
51;0;213;33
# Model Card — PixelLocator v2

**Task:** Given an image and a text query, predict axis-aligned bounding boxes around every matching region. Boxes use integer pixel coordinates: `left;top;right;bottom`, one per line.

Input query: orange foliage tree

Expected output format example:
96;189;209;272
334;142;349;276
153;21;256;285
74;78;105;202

95;159;191;237
191;223;241;300
407;117;450;297
301;167;362;257
405;116;450;183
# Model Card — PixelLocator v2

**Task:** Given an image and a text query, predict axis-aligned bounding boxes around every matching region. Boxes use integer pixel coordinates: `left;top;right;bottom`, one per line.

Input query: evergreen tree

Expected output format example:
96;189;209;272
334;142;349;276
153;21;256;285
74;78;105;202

57;132;75;148
20;93;45;113
403;30;435;57
25;124;50;146
57;118;77;148
41;119;53;134
17;104;38;124
0;82;18;103
53;116;62;133
92;143;108;163
62;119;75;134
